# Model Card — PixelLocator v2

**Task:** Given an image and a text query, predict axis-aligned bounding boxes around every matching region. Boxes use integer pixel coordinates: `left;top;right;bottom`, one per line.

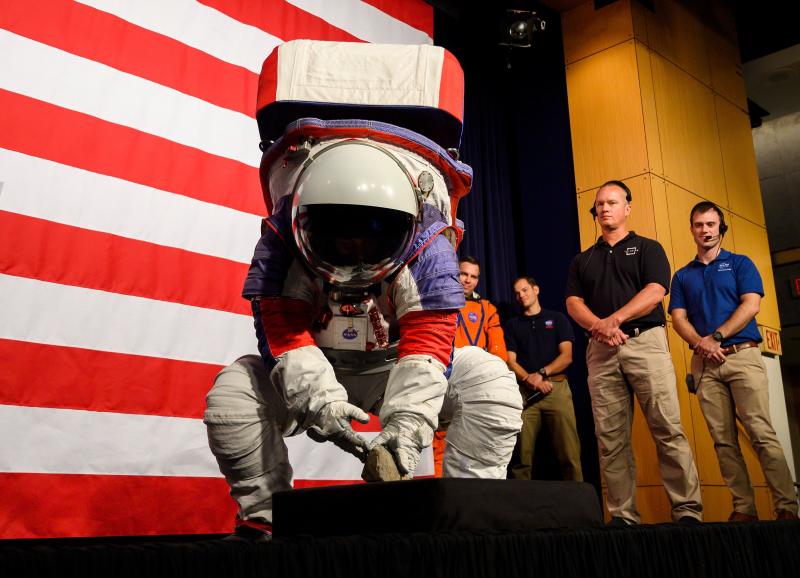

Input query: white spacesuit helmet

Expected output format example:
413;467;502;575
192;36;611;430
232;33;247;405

291;140;421;288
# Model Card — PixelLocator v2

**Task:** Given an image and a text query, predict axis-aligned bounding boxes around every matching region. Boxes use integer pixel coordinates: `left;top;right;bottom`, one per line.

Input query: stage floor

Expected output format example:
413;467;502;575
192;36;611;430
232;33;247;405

2;520;799;578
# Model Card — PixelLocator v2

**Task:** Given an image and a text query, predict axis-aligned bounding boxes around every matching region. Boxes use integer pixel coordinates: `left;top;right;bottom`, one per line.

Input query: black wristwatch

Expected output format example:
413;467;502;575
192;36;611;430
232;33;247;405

712;330;724;342
538;368;548;378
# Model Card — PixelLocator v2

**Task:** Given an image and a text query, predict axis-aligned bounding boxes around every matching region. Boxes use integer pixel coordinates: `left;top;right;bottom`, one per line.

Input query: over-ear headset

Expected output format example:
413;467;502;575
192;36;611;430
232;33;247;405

589;180;632;218
689;201;728;236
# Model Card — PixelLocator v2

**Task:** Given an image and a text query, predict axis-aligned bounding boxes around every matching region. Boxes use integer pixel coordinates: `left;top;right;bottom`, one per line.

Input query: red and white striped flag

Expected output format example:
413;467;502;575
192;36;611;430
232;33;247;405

0;0;434;539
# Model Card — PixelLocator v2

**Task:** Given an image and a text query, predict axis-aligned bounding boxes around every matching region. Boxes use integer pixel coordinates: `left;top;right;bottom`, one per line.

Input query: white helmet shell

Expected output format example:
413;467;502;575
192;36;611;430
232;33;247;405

291;140;420;288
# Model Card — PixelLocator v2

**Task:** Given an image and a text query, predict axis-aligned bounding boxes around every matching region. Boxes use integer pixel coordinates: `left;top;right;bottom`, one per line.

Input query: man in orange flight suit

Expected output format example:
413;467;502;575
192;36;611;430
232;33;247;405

432;256;509;476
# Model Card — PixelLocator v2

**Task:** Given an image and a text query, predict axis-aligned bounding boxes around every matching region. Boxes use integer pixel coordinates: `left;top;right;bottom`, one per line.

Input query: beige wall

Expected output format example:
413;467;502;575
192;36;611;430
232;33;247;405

562;0;781;522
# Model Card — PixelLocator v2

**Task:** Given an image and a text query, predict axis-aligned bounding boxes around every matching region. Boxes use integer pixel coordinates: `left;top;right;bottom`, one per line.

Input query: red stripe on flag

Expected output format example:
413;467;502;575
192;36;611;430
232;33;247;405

0;90;263;216
0;0;258;117
0;211;251;316
198;0;361;42
360;0;434;37
439;48;465;124
0;473;236;538
0;339;222;418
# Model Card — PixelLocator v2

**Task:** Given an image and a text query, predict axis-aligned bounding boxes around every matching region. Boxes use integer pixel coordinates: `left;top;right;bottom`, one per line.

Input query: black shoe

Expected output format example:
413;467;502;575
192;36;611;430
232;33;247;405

607;516;634;528
677;516;701;525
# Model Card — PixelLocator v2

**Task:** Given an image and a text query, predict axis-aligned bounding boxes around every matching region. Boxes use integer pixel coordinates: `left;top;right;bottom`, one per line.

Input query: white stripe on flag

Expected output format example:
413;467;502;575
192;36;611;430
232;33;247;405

0;275;257;366
0;405;221;477
75;0;279;74
286;0;432;44
0;149;261;264
286;434;434;480
0;30;261;167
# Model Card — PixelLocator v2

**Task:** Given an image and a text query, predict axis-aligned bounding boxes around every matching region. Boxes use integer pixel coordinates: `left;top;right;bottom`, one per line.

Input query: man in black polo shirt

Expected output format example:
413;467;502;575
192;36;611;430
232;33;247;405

565;180;702;526
505;277;582;481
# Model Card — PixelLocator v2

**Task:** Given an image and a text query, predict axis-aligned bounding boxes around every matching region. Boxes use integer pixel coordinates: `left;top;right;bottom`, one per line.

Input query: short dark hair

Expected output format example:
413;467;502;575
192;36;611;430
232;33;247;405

459;255;480;267
689;201;724;224
513;276;538;289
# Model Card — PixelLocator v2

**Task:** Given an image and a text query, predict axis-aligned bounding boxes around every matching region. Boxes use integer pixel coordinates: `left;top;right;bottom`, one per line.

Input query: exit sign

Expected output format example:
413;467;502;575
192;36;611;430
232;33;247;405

760;327;782;356
791;277;800;299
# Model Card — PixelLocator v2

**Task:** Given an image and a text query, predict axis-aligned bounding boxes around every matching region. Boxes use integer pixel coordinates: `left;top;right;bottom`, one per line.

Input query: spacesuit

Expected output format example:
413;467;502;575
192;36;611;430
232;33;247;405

203;42;522;536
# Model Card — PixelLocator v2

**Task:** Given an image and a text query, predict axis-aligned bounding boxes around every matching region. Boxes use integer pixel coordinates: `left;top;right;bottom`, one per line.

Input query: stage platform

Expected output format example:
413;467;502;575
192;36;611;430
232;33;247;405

2;520;799;578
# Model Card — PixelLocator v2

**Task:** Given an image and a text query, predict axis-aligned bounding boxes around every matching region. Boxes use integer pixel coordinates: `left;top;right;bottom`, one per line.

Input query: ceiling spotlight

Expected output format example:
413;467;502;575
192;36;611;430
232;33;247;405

499;9;546;48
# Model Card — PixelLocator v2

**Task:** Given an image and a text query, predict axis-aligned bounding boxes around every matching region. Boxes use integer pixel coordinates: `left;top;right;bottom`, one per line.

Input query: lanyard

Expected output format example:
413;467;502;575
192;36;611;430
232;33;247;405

456;301;486;347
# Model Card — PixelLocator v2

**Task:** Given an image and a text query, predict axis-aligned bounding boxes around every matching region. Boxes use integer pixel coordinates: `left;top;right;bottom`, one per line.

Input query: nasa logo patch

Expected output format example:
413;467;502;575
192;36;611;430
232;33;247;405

468;312;478;323
342;327;359;340
545;319;554;329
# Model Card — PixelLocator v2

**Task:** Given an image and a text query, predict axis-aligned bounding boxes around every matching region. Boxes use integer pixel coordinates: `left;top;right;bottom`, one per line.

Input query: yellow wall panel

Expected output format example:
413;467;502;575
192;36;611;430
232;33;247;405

644;0;711;85
715;96;766;225
562;0;634;64
576;191;599;251
650;175;675;274
635;42;664;177
701;485;773;521
706;29;747;111
727;216;781;329
566;41;649;192
636;486;673;523
663;182;703;268
699;485;734;521
651;53;727;205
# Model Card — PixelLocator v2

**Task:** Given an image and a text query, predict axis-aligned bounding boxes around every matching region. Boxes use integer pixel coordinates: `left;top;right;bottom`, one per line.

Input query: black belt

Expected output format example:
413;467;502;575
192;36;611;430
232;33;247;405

628;325;663;337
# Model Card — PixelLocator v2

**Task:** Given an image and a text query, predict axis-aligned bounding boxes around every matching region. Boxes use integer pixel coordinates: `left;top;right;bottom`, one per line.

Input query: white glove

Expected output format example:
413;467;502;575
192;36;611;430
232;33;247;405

307;400;370;462
368;412;434;476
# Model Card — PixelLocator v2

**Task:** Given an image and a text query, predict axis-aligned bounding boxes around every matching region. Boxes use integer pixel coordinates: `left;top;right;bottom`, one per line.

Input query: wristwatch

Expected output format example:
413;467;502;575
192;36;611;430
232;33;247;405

537;368;548;378
712;330;724;342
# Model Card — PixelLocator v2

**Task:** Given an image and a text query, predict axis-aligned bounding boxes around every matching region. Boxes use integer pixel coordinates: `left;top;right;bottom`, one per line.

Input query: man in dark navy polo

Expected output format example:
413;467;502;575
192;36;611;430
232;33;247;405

505;277;582;481
670;201;798;522
565;180;702;526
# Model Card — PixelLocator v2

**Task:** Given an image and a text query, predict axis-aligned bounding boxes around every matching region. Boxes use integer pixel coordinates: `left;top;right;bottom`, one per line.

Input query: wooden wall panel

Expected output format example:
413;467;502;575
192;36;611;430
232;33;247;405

728;216;781;329
700;485;734;521
566;41;649;192
635;42;664;177
651;53;727;205
644;0;711;85
562;0;634;64
716;95;766;226
700;486;774;521
636;486;673;523
576;191;598;250
650;175;675;275
706;29;747;111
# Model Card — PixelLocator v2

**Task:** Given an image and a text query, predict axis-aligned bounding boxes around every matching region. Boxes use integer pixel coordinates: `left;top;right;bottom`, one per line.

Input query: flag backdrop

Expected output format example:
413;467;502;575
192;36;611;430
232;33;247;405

0;0;434;539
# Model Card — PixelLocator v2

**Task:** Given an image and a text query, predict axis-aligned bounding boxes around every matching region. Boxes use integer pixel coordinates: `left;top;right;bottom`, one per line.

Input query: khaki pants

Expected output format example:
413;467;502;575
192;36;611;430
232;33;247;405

694;346;798;515
586;326;702;523
511;378;583;481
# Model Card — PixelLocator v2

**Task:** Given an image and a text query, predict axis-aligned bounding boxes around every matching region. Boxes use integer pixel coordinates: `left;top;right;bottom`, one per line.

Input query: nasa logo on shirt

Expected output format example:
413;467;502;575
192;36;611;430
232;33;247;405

342;327;359;340
545;319;555;329
718;262;732;272
625;246;638;256
468;312;478;323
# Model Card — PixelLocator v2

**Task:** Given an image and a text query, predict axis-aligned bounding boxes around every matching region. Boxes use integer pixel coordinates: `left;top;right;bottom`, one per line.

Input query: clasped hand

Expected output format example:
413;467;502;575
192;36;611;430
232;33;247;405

590;316;628;346
693;334;726;365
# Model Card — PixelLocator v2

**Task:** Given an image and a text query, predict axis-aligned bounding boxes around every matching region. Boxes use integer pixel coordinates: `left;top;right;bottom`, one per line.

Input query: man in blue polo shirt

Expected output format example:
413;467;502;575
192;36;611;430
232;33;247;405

670;201;798;522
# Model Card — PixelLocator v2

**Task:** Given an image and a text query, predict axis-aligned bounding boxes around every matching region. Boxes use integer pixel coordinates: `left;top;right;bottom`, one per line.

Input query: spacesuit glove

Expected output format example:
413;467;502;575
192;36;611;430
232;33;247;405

307;401;370;462
368;412;433;476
